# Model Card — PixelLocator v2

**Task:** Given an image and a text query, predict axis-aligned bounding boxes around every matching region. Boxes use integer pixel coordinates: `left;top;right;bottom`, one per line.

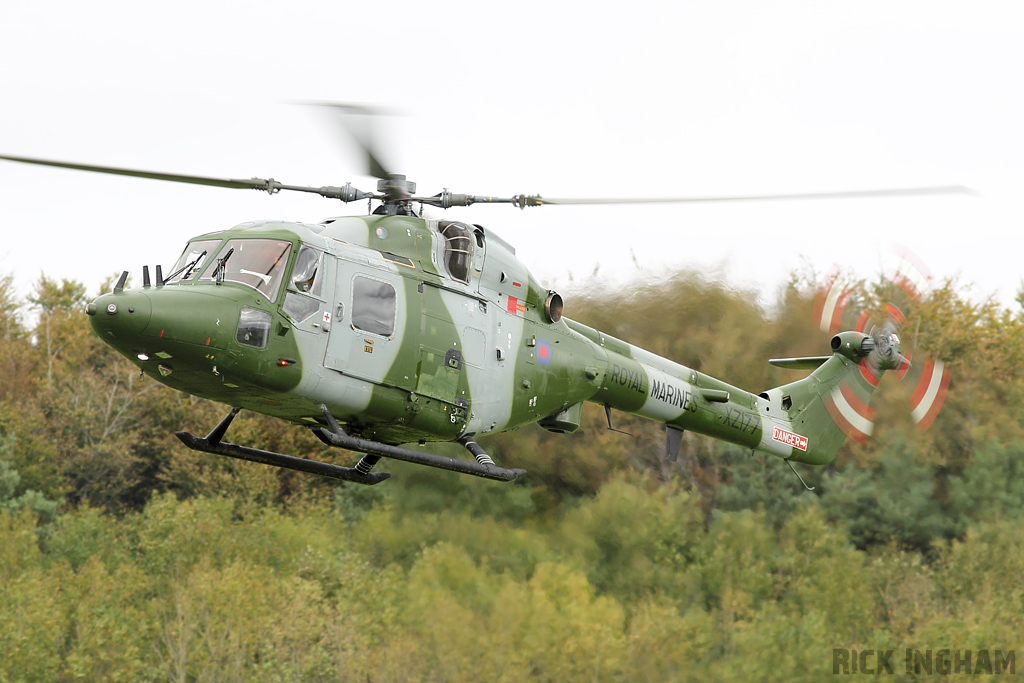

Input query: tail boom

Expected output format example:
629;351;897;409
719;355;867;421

565;320;885;467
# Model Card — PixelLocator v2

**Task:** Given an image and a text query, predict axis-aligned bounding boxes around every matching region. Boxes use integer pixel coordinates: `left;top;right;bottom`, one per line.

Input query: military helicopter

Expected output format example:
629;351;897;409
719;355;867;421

0;108;968;488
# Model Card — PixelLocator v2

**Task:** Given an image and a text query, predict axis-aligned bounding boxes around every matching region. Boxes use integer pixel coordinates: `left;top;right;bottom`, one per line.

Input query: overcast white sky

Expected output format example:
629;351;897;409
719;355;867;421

0;1;1020;314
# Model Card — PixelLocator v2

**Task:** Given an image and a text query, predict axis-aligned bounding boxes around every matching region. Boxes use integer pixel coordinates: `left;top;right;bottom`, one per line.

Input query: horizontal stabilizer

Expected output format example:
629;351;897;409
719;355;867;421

769;356;831;370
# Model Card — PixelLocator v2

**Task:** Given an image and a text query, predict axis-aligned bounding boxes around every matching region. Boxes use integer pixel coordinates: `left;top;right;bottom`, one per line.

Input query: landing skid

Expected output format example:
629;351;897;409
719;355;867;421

175;406;527;486
310;405;526;482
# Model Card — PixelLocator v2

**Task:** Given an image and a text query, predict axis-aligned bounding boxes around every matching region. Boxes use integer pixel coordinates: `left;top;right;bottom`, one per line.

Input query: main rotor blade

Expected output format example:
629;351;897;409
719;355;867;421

0;154;375;202
524;186;976;206
301;101;396;180
0;154;271;190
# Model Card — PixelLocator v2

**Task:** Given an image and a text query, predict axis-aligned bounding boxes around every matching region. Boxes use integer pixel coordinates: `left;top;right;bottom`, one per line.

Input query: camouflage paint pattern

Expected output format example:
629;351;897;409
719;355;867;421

89;214;894;469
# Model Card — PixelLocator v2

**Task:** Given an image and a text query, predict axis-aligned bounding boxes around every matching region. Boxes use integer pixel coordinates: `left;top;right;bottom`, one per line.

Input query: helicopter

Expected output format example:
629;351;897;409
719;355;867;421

0;109;968;488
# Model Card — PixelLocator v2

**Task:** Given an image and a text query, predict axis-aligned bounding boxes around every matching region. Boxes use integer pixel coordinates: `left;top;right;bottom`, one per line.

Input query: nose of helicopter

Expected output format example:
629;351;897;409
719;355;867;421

88;289;153;342
88;283;277;370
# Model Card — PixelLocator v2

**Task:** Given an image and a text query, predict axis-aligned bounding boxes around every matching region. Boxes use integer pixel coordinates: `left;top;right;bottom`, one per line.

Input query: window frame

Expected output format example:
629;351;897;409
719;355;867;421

197;238;293;302
439;221;474;284
165;238;224;284
288;245;326;298
235;307;273;349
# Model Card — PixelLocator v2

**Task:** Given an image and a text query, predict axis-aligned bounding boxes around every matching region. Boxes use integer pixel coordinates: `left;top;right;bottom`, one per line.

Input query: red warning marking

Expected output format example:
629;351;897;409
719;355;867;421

206;337;211;346
160;329;165;338
772;426;808;451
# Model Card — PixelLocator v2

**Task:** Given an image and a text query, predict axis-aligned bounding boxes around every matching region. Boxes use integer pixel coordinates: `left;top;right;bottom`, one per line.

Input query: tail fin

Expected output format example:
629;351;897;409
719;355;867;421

760;331;902;465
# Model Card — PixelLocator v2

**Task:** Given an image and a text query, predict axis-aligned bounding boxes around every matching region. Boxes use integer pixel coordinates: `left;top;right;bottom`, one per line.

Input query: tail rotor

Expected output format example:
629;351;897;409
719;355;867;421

812;253;950;442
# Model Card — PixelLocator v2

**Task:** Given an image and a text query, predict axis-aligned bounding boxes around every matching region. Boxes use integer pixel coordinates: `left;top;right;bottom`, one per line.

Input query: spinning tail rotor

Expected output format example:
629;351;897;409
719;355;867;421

813;255;950;442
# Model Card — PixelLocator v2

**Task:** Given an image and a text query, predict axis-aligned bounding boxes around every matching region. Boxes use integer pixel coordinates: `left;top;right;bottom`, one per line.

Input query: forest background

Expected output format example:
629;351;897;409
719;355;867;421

2;266;1024;682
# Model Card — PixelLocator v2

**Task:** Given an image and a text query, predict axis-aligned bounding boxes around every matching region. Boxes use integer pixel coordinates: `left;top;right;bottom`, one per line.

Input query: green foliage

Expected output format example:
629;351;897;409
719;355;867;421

626;601;717;681
950;440;1024;524
713;444;819;526
0;486;1022;680
44;504;125;570
558;475;704;605
698;508;778;618
0;509;67;682
352;503;551;578
776;505;873;641
0;433;60;524
364;448;537;523
29;275;88;314
818;442;957;551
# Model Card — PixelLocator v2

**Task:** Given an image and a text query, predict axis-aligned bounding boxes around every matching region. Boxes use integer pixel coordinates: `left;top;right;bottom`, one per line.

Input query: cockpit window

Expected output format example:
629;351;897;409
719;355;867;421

282;292;321;323
290;246;323;297
439;221;473;283
236;307;272;348
165;239;222;283
199;238;292;301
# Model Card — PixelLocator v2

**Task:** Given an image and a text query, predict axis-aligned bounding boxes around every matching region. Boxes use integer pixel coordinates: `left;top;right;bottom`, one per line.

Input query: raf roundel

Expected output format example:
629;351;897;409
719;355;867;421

537;338;552;366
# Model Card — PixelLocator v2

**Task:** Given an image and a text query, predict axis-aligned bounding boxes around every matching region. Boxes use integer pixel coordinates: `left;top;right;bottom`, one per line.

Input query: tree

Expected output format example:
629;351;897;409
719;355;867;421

819;441;956;552
0;433;59;524
950;439;1024;525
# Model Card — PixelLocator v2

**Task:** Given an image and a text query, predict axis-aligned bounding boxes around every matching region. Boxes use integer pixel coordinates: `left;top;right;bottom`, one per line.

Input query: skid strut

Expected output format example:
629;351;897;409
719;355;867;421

312;405;526;482
176;406;526;485
175;407;390;485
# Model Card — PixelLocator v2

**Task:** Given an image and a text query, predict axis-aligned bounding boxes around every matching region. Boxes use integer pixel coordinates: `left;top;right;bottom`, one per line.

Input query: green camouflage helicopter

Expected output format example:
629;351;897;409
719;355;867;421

0;113;964;488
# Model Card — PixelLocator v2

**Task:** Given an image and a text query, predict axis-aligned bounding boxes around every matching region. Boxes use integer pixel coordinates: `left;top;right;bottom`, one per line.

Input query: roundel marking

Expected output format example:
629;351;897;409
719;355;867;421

375;227;388;239
537;338;551;366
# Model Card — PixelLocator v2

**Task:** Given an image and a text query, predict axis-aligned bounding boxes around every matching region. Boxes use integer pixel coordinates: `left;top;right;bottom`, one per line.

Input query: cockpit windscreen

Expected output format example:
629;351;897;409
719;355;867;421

199;238;292;301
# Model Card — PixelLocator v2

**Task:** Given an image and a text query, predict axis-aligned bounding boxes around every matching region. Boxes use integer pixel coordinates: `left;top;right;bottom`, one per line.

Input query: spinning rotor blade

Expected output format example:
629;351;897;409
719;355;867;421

813;274;855;335
826;303;908;445
301;101;397;180
0;154;271;190
813;254;951;439
825;379;877;445
907;357;951;431
0;154;375;202
523;186;975;207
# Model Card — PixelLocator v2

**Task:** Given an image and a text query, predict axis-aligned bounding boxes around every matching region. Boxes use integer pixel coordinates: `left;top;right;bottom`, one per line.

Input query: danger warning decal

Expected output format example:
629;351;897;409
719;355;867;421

506;296;526;315
772;426;808;451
